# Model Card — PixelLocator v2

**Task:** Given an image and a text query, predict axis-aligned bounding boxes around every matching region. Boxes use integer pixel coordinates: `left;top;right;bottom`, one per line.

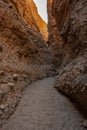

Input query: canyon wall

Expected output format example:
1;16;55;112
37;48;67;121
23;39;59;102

48;0;87;113
0;0;53;126
9;0;48;40
0;0;46;71
52;0;87;64
47;0;63;67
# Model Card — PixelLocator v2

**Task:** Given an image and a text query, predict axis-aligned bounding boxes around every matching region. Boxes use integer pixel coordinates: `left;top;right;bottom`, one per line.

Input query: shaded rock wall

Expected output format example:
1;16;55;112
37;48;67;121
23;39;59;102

47;0;63;67
48;0;87;66
52;0;87;65
48;0;87;114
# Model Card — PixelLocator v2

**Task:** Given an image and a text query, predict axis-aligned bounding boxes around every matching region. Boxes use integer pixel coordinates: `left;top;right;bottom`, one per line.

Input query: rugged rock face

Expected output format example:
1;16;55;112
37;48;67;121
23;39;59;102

9;0;48;40
55;54;87;112
52;0;87;64
0;0;44;66
0;0;54;126
47;0;63;67
48;0;87;114
27;0;48;40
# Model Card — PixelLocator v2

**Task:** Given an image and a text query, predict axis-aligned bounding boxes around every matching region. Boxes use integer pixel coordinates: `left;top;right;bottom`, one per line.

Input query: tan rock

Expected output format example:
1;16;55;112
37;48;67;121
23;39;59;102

8;83;15;91
9;0;48;40
12;74;18;81
0;105;7;110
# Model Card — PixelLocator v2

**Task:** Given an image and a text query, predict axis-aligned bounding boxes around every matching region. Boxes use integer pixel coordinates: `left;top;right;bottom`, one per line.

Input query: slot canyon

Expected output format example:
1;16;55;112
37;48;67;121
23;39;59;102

0;0;87;129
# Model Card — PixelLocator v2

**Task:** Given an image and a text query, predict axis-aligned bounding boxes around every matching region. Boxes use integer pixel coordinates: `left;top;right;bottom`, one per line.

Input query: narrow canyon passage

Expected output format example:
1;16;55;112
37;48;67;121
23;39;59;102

1;77;86;130
0;0;87;129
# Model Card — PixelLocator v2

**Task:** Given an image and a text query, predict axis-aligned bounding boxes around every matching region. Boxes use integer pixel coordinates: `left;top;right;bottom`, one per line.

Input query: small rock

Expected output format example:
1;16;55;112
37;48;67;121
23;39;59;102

81;87;85;92
22;75;27;79
9;5;13;9
0;71;4;76
12;74;18;81
72;21;76;24
0;104;6;110
0;84;10;93
8;82;15;90
83;120;87;128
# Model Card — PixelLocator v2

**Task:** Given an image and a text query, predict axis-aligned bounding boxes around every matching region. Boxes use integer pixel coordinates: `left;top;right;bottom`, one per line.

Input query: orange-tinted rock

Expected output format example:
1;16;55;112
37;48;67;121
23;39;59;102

27;0;48;40
10;0;48;40
0;0;49;70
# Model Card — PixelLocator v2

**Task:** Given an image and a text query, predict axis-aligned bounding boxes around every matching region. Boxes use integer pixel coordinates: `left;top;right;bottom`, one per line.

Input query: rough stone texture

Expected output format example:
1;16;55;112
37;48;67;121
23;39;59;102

47;0;63;67
52;0;87;65
9;0;48;40
83;119;87;128
0;0;54;126
0;0;39;65
0;0;51;69
55;53;87;112
47;0;87;114
0;68;54;125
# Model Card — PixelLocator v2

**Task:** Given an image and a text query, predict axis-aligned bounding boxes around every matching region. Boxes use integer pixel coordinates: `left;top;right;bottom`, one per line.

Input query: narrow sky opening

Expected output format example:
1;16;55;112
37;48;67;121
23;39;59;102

34;0;48;23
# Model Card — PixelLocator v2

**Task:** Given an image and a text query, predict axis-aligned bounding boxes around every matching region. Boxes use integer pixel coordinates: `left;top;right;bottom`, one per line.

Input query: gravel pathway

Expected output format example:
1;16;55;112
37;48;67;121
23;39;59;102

1;77;86;130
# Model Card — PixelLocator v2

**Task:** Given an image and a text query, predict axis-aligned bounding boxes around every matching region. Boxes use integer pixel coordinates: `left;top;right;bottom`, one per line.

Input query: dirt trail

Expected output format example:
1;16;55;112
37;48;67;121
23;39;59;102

1;77;86;130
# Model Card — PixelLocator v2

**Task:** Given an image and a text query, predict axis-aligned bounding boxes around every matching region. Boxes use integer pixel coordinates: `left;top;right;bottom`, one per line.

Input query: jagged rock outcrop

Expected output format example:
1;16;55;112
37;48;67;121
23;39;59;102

48;0;87;114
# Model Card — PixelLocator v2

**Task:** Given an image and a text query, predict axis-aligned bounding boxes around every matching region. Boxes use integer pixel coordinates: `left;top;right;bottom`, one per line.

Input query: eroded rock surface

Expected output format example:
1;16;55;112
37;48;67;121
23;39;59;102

9;0;48;40
47;0;87;114
52;0;87;63
47;0;63;67
0;0;53;127
55;54;87;112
